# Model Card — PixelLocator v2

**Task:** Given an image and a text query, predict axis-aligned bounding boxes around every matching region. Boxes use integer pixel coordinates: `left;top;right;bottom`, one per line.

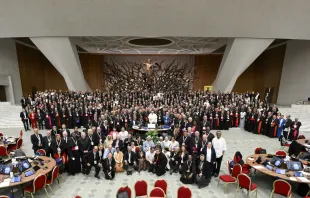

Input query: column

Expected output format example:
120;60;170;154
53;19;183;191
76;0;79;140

212;38;274;92
30;37;91;92
0;39;23;104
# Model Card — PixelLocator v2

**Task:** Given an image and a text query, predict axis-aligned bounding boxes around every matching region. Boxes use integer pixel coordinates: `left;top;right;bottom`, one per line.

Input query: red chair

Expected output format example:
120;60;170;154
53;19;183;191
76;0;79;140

298;135;306;139
8;138;23;151
0;196;9;198
24;174;49;197
0;145;10;157
154;179;168;194
254;147;262;154
218;162;242;193
0;133;3;137
150;187;165;197
177;186;192;198
46;166;59;192
117;186;131;198
275;150;287;157
36;149;46;156
242;164;251;175
134;180;148;197
270;179;292;198
235;173;258;198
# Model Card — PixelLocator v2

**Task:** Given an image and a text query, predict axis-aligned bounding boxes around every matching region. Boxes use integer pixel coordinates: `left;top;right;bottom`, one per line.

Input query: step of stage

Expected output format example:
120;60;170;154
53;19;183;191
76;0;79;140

0;102;23;128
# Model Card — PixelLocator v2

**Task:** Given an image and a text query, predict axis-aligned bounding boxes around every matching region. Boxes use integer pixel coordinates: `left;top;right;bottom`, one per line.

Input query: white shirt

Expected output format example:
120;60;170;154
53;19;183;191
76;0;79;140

119;131;128;141
206;148;212;162
146;151;155;162
148;113;158;124
212;137;227;158
163;140;171;149
169;141;179;151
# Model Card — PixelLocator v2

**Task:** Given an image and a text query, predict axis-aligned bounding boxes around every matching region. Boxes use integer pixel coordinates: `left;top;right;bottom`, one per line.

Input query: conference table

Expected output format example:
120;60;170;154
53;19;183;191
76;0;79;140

0;156;56;196
297;139;310;148
246;154;310;184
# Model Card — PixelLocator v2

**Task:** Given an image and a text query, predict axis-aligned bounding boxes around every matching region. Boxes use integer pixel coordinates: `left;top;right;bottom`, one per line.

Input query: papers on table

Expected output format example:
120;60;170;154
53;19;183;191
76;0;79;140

247;158;254;161
289;177;297;181
298;177;310;183
252;165;265;169
0;178;11;187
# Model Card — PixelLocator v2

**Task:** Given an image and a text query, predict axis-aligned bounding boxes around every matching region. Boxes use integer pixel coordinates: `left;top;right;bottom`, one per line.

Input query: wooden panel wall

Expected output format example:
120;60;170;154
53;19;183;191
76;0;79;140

16;44;104;95
193;55;222;91
233;45;286;103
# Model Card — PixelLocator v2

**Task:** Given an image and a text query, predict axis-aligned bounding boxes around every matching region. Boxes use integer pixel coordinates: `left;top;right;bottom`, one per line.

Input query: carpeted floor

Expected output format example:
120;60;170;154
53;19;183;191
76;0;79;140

0;127;302;198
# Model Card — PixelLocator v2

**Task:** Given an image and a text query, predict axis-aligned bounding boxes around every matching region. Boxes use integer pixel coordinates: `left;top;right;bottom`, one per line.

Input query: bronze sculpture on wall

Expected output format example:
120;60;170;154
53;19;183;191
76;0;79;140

103;59;197;93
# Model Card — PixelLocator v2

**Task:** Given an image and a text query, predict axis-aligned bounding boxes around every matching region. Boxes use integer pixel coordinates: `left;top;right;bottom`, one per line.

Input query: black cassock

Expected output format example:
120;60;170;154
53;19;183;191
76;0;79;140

154;152;168;176
67;137;82;175
180;160;196;184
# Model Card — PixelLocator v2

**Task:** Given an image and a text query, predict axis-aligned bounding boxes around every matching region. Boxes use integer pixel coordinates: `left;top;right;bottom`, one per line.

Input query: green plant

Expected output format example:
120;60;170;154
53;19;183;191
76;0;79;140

145;130;159;142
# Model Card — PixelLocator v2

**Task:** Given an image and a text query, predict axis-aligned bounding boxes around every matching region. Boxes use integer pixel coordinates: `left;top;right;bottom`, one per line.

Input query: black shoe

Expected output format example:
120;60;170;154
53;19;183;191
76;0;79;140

214;173;218;177
95;175;100;179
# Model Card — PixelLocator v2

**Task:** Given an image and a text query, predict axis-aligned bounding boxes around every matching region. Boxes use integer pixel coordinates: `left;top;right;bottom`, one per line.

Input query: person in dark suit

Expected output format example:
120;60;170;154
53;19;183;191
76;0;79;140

196;154;211;188
180;154;196;184
61;131;71;156
91;127;101;146
124;146;138;171
83;146;101;179
201;142;216;178
179;130;192;154
154;147;168;176
51;134;63;158
101;120;109;140
42;130;54;157
20;109;29;131
169;146;180;174
30;128;43;154
20;96;26;108
36;109;45;130
60;124;70;137
103;152;116;180
112;135;124;151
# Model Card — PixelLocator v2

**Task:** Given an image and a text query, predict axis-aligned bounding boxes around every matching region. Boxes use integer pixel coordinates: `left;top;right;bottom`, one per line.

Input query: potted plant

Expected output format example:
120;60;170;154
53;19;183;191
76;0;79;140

145;130;159;142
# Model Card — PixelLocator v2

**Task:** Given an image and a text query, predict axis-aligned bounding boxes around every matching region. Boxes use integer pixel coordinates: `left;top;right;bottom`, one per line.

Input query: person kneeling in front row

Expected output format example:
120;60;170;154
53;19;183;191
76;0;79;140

83;146;101;179
103;152;116;180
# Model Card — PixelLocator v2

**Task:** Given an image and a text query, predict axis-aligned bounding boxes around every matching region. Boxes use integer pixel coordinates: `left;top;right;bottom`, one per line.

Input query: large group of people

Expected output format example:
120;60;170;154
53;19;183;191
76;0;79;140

20;90;301;140
21;89;301;188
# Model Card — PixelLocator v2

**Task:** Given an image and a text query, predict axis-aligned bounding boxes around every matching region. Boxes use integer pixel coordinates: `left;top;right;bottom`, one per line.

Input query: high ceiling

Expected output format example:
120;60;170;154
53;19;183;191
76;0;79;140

76;37;228;54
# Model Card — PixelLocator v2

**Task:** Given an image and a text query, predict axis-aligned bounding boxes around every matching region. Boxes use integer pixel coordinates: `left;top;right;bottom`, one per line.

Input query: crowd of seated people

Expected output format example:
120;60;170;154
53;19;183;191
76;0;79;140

20;90;301;140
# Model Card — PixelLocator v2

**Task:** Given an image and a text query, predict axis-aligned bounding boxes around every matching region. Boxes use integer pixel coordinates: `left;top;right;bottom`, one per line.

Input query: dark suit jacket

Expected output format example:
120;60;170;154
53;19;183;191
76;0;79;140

112;139;124;150
42;136;54;151
103;158;116;172
154;152;168;168
20;112;28;121
101;125;109;137
196;161;208;176
30;134;43;150
36;113;45;122
83;151;100;165
51;139;64;154
78;137;91;152
201;147;216;164
124;151;137;164
92;132;100;146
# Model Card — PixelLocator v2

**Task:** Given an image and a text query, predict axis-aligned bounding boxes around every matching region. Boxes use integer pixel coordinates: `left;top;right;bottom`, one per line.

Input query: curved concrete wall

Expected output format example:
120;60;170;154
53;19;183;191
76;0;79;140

0;0;310;39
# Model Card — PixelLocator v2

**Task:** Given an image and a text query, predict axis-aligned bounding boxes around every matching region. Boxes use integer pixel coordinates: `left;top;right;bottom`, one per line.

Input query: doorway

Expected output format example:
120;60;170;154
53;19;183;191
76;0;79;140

0;86;7;102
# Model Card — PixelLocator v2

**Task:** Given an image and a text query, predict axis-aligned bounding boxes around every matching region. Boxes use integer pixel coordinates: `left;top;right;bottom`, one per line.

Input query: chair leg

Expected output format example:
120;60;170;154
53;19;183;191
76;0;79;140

57;178;60;184
217;179;220;187
48;185;53;192
224;183;228;193
256;189;258;198
270;192;273;198
31;193;34;198
44;187;50;197
234;187;240;198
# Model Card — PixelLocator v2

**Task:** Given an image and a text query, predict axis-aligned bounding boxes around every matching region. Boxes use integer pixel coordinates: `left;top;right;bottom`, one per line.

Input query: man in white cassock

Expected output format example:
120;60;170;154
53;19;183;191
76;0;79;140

148;111;158;124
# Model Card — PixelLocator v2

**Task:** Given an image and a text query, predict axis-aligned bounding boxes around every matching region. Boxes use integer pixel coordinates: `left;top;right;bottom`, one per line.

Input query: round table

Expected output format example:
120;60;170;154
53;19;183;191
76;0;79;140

246;154;310;184
297;139;310;148
133;127;171;133
0;156;56;189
